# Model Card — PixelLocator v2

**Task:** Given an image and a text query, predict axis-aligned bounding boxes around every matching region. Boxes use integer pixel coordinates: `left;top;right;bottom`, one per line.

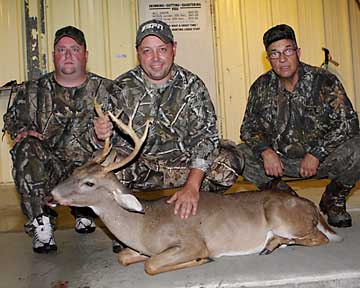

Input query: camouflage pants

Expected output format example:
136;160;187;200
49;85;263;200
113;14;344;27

11;136;95;234
115;140;244;193
238;136;360;187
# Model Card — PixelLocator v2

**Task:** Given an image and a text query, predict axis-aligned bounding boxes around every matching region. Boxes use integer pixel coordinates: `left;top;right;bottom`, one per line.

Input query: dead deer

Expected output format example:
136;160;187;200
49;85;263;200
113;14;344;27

51;103;342;275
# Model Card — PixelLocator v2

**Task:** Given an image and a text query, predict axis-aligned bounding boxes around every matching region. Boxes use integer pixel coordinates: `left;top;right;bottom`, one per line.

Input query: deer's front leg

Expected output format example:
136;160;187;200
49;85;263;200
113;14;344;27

118;248;149;266
144;241;210;275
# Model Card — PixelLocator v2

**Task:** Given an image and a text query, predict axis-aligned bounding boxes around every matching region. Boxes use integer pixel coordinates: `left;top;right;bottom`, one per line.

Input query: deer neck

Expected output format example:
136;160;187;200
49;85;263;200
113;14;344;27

90;199;146;251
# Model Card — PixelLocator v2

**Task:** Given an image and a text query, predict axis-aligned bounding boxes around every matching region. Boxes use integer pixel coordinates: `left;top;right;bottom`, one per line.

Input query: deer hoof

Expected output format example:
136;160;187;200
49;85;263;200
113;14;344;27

259;248;272;255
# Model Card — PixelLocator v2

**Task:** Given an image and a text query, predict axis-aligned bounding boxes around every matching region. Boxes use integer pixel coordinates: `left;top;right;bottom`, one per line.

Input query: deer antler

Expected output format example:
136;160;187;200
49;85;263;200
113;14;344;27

104;111;152;172
92;99;112;163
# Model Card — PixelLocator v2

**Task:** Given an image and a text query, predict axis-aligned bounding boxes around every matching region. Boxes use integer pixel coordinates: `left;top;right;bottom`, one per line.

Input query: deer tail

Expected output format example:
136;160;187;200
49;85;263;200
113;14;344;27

317;210;343;243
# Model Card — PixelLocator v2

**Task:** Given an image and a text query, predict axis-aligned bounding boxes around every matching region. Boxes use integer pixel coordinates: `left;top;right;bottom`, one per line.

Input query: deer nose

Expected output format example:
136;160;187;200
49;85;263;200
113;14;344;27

45;195;59;208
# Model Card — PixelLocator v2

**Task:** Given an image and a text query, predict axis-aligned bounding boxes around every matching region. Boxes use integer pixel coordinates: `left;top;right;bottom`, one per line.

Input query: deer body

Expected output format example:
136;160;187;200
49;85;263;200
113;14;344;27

52;163;341;275
98;191;270;257
51;107;341;275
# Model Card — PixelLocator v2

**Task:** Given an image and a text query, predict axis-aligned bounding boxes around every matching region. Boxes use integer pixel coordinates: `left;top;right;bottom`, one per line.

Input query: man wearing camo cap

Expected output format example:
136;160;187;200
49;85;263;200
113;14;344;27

94;19;244;227
3;25;121;253
238;24;360;228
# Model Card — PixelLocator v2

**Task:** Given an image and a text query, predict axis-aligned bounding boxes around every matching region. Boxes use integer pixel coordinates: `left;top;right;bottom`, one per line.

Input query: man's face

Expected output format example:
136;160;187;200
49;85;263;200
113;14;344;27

137;35;176;85
266;39;300;80
53;36;88;77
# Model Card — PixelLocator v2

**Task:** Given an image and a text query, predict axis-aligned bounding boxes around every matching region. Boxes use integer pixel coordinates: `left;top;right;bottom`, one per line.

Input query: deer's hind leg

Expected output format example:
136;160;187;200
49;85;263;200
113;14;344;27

260;235;296;255
261;227;330;255
292;228;329;247
144;240;211;275
262;195;330;254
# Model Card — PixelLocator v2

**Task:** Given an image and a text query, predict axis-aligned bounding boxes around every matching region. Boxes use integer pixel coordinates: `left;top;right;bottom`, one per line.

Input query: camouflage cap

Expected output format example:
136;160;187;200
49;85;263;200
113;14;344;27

136;19;174;48
54;26;86;48
263;24;297;49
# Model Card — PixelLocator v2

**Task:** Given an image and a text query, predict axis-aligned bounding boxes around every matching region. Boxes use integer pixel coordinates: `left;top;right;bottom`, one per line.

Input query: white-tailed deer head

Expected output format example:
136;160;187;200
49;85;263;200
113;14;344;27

52;100;151;213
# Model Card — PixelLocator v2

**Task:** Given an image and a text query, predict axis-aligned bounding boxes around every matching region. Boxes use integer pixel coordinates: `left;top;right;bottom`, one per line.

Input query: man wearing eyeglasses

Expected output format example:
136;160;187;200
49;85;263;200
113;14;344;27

238;24;360;228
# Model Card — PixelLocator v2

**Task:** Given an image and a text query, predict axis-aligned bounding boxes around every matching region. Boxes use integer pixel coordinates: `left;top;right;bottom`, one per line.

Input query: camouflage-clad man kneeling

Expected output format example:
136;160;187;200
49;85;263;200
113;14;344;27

3;26;121;253
94;20;244;254
239;24;360;228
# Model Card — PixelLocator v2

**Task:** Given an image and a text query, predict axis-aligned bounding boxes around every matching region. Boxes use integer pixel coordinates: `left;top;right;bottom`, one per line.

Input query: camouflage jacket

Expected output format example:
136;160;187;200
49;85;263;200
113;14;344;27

3;72;121;164
240;62;360;161
113;64;219;172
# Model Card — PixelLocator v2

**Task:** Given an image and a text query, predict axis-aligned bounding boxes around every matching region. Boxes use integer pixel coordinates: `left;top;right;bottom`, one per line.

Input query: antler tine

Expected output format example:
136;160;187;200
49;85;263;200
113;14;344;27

104;111;152;172
92;99;112;163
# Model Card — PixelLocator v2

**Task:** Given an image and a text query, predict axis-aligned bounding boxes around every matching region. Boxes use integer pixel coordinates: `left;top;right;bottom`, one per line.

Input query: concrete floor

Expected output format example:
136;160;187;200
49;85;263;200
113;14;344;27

0;179;360;288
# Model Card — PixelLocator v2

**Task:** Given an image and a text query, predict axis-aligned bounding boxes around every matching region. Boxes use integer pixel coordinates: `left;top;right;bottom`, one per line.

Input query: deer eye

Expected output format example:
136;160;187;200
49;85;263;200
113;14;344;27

84;181;95;187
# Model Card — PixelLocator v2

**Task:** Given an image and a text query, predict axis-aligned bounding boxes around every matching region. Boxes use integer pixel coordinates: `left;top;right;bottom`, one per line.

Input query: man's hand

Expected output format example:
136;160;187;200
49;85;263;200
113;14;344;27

166;168;204;219
14;130;44;144
93;113;113;141
300;153;319;178
261;148;284;177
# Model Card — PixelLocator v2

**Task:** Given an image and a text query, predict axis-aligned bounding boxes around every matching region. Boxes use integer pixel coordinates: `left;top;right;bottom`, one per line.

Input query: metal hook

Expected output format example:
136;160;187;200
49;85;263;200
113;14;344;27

321;47;339;69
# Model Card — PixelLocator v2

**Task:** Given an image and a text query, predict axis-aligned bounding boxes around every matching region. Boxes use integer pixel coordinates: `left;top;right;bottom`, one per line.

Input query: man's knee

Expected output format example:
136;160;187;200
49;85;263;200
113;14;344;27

11;137;51;183
236;143;270;186
12;136;47;163
326;136;360;184
237;143;255;158
207;140;244;187
220;140;245;174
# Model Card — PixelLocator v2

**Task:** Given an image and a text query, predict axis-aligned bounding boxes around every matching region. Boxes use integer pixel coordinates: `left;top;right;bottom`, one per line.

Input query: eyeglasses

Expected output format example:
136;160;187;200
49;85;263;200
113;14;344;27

267;48;298;59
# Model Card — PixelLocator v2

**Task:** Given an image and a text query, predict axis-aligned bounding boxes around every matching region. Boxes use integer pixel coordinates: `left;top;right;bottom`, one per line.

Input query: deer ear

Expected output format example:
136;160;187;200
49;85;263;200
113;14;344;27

113;189;144;213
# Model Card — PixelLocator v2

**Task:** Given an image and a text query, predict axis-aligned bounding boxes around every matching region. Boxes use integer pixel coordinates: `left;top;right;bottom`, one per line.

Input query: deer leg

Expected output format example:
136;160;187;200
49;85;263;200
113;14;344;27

293;229;329;247
262;196;331;255
144;241;210;275
261;228;330;255
260;235;295;255
118;248;149;266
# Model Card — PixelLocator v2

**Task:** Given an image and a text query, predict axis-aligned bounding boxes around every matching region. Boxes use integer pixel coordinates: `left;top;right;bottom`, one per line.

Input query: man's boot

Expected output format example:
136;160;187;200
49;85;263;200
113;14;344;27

319;180;353;228
32;214;57;253
259;178;299;197
112;239;127;253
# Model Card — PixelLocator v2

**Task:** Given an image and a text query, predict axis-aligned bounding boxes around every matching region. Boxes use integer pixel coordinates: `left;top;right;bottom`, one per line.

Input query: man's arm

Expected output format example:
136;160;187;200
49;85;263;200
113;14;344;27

93;113;113;143
13;129;44;144
167;77;218;219
297;74;358;178
186;78;219;172
166;168;204;219
241;76;288;177
261;148;284;177
240;78;273;158
88;77;123;149
3;81;39;143
304;74;359;162
299;153;319;178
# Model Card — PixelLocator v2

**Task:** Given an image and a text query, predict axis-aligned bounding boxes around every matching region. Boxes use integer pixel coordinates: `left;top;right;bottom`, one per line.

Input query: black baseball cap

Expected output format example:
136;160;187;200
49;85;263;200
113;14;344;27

136;19;174;48
54;26;86;48
263;24;297;49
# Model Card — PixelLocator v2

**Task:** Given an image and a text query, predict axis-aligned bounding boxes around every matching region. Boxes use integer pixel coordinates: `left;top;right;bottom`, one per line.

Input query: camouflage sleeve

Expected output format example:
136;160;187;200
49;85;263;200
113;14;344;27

240;79;272;157
89;79;123;150
306;75;360;161
185;78;219;172
3;81;38;139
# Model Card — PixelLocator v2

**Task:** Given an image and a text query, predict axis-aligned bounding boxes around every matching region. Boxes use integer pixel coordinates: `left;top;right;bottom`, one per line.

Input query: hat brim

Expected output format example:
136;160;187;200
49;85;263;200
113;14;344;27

136;31;173;47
